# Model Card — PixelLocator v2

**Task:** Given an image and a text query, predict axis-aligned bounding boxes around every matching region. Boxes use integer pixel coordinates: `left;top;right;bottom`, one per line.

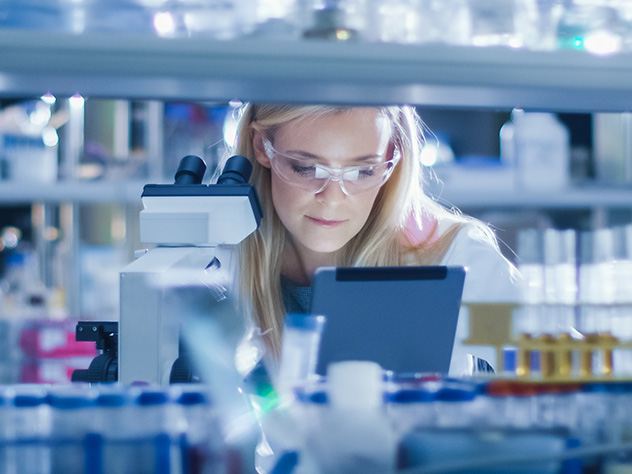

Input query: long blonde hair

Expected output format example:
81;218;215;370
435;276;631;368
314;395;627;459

223;104;488;357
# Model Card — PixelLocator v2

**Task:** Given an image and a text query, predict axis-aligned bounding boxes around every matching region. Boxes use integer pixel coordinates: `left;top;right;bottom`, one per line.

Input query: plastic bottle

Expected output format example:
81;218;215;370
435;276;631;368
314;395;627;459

483;380;538;429
609;225;632;377
47;385;99;474
433;381;481;429
386;383;437;436
516;228;546;334
574;383;611;471
277;313;326;397
499;108;523;166
173;385;225;474
307;361;397;473
133;388;187;474
603;382;632;470
543;228;577;336
514;112;570;190
0;250;49;319
93;385;144;474
1;384;52;474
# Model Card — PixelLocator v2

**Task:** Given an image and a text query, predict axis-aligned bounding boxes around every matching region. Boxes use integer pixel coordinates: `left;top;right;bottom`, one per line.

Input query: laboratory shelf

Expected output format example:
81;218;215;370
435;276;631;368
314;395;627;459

0;179;630;208
1;29;632;111
0;180;146;204
437;184;632;209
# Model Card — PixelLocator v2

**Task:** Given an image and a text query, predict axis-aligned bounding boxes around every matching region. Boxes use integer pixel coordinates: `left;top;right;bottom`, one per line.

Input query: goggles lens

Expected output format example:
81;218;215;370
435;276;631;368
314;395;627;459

263;138;400;195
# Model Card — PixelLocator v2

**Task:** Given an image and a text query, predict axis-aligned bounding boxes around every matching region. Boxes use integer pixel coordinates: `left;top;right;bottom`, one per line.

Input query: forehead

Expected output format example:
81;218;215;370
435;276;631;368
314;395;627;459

273;108;392;155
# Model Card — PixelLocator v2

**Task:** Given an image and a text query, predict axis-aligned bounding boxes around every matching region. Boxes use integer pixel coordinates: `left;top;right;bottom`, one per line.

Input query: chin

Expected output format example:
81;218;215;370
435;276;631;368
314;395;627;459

304;239;348;255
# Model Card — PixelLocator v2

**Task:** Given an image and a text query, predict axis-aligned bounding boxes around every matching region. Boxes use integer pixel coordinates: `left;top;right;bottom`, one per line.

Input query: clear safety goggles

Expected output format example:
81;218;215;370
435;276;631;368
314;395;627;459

263;138;400;195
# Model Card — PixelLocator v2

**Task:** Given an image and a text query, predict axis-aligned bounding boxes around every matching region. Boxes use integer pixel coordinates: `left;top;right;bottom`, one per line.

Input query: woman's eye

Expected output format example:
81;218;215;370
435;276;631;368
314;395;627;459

290;164;316;177
358;167;377;178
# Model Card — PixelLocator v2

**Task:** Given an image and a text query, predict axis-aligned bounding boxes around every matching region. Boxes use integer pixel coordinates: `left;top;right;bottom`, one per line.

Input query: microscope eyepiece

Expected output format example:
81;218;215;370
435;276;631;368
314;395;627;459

175;155;207;185
217;155;252;185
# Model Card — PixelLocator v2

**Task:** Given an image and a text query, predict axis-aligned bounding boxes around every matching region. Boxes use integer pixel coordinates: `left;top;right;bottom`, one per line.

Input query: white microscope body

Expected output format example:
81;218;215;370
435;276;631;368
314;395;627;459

118;155;262;385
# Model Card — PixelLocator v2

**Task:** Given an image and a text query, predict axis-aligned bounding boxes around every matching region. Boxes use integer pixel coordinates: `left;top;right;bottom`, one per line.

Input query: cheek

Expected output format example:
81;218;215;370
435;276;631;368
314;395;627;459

269;174;307;221
354;189;381;224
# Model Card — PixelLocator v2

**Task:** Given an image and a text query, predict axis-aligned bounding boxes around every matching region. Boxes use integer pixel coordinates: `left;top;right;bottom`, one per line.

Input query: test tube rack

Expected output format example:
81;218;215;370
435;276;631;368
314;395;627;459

464;303;632;382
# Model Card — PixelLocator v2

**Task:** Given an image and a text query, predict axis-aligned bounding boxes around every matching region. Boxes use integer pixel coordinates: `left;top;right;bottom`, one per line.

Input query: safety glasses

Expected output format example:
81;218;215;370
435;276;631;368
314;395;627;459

263;138;400;195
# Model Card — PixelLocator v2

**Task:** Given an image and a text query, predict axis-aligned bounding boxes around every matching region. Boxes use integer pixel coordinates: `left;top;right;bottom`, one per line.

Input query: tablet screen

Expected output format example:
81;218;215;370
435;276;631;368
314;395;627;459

311;266;466;375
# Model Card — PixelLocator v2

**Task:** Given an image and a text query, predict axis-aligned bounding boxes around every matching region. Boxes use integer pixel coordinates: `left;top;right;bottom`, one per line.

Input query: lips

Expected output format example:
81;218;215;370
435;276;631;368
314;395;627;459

306;216;346;228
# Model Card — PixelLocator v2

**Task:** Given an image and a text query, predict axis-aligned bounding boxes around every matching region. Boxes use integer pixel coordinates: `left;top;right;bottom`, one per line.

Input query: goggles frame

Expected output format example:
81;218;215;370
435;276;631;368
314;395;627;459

262;138;400;195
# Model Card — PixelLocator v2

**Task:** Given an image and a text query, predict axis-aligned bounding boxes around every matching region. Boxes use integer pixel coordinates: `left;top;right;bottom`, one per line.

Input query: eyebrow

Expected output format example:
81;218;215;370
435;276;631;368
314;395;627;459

284;150;383;164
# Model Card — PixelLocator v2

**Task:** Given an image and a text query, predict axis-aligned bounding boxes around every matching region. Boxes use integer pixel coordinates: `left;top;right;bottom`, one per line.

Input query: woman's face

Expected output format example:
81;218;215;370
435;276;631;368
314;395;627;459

254;108;393;255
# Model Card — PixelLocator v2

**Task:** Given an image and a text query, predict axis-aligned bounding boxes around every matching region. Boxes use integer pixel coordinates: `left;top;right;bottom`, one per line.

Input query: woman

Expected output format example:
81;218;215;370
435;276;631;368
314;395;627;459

224;103;521;375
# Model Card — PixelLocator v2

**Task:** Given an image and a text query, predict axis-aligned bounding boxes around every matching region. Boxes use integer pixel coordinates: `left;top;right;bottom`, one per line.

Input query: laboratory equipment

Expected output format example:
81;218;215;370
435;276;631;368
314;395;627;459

71;321;119;383
464;223;632;382
119;153;262;385
75;154;262;385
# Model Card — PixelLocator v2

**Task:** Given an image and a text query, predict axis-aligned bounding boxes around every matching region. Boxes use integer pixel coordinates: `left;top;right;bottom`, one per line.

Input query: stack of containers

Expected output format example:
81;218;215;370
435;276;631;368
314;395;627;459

92;385;145;474
291;371;632;472
577;225;632;378
46;385;99;474
0;384;230;474
514;223;632;380
19;318;97;384
515;228;579;377
610;225;632;376
0;384;51;474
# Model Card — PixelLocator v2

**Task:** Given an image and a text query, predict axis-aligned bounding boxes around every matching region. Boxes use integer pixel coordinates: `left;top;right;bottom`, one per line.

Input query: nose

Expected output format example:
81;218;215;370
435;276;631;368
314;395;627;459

315;176;348;202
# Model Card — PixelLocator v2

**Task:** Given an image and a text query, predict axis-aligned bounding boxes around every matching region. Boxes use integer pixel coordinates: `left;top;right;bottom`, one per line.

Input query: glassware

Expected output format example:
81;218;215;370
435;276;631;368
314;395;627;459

302;0;369;41
513;112;571;191
373;0;422;44
558;4;624;55
154;0;250;39
418;0;471;45
468;0;537;48
278;313;326;395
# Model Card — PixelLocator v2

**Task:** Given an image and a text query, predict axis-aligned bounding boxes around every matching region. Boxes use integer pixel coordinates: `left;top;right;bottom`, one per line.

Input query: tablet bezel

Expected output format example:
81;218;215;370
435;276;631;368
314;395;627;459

311;265;466;375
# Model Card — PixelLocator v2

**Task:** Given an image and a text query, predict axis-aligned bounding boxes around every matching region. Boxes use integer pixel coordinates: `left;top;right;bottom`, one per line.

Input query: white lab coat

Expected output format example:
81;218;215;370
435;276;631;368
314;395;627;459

436;222;523;375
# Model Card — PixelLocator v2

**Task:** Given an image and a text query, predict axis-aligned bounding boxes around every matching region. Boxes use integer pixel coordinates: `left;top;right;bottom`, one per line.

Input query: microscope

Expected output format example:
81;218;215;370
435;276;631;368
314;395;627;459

73;154;262;385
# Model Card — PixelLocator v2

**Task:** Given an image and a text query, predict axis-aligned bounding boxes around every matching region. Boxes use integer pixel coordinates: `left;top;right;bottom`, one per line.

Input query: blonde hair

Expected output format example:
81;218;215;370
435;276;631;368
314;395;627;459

223;103;492;357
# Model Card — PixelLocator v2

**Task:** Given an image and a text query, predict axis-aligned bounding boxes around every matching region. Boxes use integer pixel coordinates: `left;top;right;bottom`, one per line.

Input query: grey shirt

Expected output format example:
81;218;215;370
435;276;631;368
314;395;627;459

280;275;312;314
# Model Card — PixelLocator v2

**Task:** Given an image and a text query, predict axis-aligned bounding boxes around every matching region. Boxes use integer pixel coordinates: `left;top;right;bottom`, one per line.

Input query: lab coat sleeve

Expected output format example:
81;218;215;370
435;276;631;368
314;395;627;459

441;224;522;303
440;225;523;376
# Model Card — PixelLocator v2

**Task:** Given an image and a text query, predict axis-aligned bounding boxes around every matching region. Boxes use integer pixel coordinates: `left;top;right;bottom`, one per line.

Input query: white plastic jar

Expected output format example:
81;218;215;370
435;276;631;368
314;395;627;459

514;112;570;190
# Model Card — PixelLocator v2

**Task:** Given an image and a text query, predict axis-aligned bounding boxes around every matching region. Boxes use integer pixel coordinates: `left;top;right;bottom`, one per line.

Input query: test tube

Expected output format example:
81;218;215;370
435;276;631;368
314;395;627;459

612;225;632;377
278;313;326;395
543;228;577;334
516;229;545;338
579;229;615;334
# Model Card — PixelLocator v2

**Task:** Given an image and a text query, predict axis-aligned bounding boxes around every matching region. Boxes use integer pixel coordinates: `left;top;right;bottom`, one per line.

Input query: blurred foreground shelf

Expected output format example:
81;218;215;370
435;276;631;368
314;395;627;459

0;180;145;204
436;185;632;210
1;29;632;111
0;179;630;208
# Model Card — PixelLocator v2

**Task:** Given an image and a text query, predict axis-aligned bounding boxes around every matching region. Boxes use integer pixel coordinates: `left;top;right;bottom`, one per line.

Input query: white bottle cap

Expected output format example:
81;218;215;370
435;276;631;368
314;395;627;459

327;361;384;411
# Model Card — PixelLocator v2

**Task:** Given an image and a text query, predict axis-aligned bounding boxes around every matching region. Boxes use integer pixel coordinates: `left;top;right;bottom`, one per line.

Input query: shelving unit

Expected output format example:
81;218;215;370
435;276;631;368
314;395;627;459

0;181;146;204
1;27;632;317
2;180;631;210
1;29;632;111
1;29;631;208
438;184;632;210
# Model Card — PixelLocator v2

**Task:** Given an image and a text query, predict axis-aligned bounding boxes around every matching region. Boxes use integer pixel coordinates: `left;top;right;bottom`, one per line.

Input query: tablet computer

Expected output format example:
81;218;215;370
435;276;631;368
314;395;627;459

311;265;466;376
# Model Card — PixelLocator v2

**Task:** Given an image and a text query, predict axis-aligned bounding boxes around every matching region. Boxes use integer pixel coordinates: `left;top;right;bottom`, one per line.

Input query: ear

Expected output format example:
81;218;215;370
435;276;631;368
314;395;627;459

386;141;397;161
251;127;272;169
